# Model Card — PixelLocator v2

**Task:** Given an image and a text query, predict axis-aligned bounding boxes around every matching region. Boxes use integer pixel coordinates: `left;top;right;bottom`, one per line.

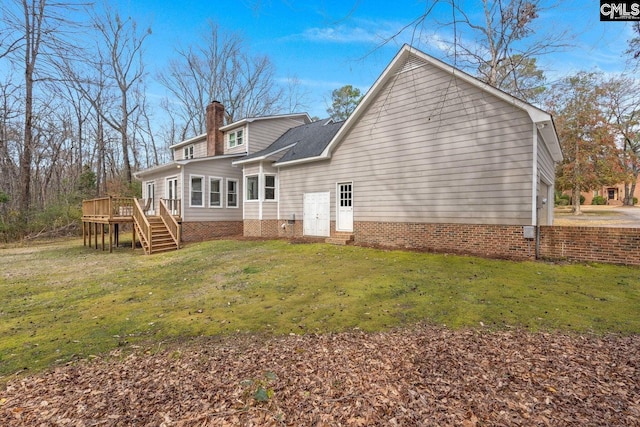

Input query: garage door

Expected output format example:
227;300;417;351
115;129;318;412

303;192;330;237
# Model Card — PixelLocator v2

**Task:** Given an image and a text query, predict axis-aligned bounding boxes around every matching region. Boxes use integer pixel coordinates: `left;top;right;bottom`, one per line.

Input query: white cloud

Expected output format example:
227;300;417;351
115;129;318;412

301;22;388;44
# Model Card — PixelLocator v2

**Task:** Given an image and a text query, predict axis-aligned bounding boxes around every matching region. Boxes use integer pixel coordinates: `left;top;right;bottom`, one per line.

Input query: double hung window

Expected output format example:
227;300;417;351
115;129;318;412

209;178;221;207
227;179;238;207
190;176;204;207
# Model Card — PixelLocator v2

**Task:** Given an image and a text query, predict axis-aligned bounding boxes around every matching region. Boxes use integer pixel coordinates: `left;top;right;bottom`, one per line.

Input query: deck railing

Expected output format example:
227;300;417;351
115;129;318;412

82;196;135;219
159;199;181;249
133;198;152;254
162;198;181;216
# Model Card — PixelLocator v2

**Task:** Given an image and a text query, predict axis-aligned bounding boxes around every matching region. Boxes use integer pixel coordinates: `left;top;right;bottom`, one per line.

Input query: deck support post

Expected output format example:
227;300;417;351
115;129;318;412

94;222;98;249
109;223;113;253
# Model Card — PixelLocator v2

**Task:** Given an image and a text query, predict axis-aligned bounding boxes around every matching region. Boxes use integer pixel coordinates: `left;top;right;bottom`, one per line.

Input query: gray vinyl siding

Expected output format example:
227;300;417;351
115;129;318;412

142;170;178;213
247;118;309;153
279;57;536;226
537;131;556;183
181;159;243;222
173;138;207;160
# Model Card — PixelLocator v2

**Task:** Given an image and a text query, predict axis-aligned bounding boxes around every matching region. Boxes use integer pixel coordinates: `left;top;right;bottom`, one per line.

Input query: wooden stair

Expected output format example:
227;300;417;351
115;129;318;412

142;216;179;254
326;233;354;246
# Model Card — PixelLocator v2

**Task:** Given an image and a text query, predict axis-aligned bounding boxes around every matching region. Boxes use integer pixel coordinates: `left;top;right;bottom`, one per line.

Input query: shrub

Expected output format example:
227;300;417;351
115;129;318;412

592;196;607;205
634;197;638;205
556;194;570;206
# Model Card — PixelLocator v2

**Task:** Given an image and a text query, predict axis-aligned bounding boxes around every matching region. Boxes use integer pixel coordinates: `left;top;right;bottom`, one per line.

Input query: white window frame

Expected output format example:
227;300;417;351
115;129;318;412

227;179;239;208
183;145;194;159
209;177;222;208
228;128;244;148
189;175;204;207
246;175;259;201
264;174;276;201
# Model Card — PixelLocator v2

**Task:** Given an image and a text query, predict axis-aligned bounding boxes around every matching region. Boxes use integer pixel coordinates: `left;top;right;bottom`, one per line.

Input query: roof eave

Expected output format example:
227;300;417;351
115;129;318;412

274;154;329;168
169;133;206;149
233;143;298;166
134;161;183;179
220;113;312;131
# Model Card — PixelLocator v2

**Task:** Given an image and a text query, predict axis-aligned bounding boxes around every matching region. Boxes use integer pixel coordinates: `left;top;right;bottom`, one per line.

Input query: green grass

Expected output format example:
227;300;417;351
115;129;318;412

1;238;639;383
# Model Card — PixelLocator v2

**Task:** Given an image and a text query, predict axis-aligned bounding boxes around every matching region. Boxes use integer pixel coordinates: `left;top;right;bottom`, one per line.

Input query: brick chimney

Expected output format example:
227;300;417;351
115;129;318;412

206;101;225;156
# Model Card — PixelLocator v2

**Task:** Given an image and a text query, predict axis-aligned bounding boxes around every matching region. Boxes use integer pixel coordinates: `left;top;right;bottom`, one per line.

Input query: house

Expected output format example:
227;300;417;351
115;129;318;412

232;45;562;258
135;44;562;260
580;181;640;205
134;102;311;241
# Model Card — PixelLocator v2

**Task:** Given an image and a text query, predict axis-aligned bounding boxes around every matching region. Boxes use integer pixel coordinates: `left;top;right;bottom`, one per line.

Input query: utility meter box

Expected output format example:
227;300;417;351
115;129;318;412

523;226;536;239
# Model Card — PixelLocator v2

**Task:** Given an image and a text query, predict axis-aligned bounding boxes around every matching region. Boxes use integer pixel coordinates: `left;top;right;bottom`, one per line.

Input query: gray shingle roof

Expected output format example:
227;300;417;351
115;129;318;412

240;118;344;164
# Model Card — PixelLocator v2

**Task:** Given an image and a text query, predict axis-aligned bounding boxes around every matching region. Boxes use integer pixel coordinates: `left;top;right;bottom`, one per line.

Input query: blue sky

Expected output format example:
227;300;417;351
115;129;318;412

117;0;637;119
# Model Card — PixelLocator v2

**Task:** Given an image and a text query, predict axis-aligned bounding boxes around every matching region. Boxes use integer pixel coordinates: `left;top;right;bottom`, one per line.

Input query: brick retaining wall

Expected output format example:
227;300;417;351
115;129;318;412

540;226;640;265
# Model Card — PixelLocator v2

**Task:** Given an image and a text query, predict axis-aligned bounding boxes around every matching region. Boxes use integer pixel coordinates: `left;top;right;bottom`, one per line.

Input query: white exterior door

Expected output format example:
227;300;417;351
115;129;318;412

303;192;330;237
337;182;353;232
166;177;179;215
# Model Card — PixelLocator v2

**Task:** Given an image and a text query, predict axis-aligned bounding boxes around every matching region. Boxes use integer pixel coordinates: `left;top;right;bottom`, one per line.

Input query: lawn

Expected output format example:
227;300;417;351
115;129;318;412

1;237;639;384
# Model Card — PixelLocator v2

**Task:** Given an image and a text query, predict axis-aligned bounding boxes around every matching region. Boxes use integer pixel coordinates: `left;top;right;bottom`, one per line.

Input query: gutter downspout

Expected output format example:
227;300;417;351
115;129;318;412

533;123;540;259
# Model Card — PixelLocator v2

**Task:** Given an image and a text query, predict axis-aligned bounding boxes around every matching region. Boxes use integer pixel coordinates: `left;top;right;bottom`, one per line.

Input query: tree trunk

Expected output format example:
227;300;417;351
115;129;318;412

629;181;638;206
572;187;582;215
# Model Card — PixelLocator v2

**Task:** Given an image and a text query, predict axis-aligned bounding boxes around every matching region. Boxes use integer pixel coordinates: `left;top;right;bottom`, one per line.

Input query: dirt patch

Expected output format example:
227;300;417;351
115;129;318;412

2;325;638;426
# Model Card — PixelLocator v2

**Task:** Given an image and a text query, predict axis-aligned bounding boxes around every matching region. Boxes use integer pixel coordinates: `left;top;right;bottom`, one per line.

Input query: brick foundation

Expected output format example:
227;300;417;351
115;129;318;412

244;219;307;239
181;221;243;242
240;219;640;266
355;221;538;260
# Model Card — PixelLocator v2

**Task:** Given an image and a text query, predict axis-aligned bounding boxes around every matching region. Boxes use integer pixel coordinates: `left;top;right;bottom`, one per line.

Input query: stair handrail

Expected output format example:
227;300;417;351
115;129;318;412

159;199;181;249
133;198;152;254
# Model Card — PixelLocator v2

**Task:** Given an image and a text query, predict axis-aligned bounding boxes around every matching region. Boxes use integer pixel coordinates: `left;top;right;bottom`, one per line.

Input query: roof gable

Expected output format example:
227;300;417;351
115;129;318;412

274;45;561;167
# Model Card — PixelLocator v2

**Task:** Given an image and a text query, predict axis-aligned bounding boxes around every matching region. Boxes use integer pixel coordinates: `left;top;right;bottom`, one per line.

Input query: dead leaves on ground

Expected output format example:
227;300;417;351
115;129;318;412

1;325;639;426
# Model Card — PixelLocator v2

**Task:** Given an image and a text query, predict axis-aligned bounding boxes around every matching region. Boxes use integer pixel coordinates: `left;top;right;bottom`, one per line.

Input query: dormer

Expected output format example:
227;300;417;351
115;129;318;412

220;113;312;156
170;134;207;160
221;123;247;155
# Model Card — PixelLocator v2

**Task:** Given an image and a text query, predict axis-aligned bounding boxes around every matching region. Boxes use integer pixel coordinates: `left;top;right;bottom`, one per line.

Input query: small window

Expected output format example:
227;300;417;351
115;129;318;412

183;145;194;159
264;175;276;200
228;129;244;148
209;177;221;207
246;175;259;200
227;179;238;207
190;176;203;207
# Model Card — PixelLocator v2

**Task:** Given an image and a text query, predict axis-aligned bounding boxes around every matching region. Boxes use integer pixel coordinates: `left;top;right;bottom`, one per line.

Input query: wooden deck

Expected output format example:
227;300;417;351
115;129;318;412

82;197;181;254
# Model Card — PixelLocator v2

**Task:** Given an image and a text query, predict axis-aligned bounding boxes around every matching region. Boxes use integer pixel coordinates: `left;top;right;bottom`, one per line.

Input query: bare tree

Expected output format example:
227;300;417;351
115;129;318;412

282;75;311;115
389;0;570;103
89;4;151;185
0;79;22;211
157;21;282;139
1;0;86;221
